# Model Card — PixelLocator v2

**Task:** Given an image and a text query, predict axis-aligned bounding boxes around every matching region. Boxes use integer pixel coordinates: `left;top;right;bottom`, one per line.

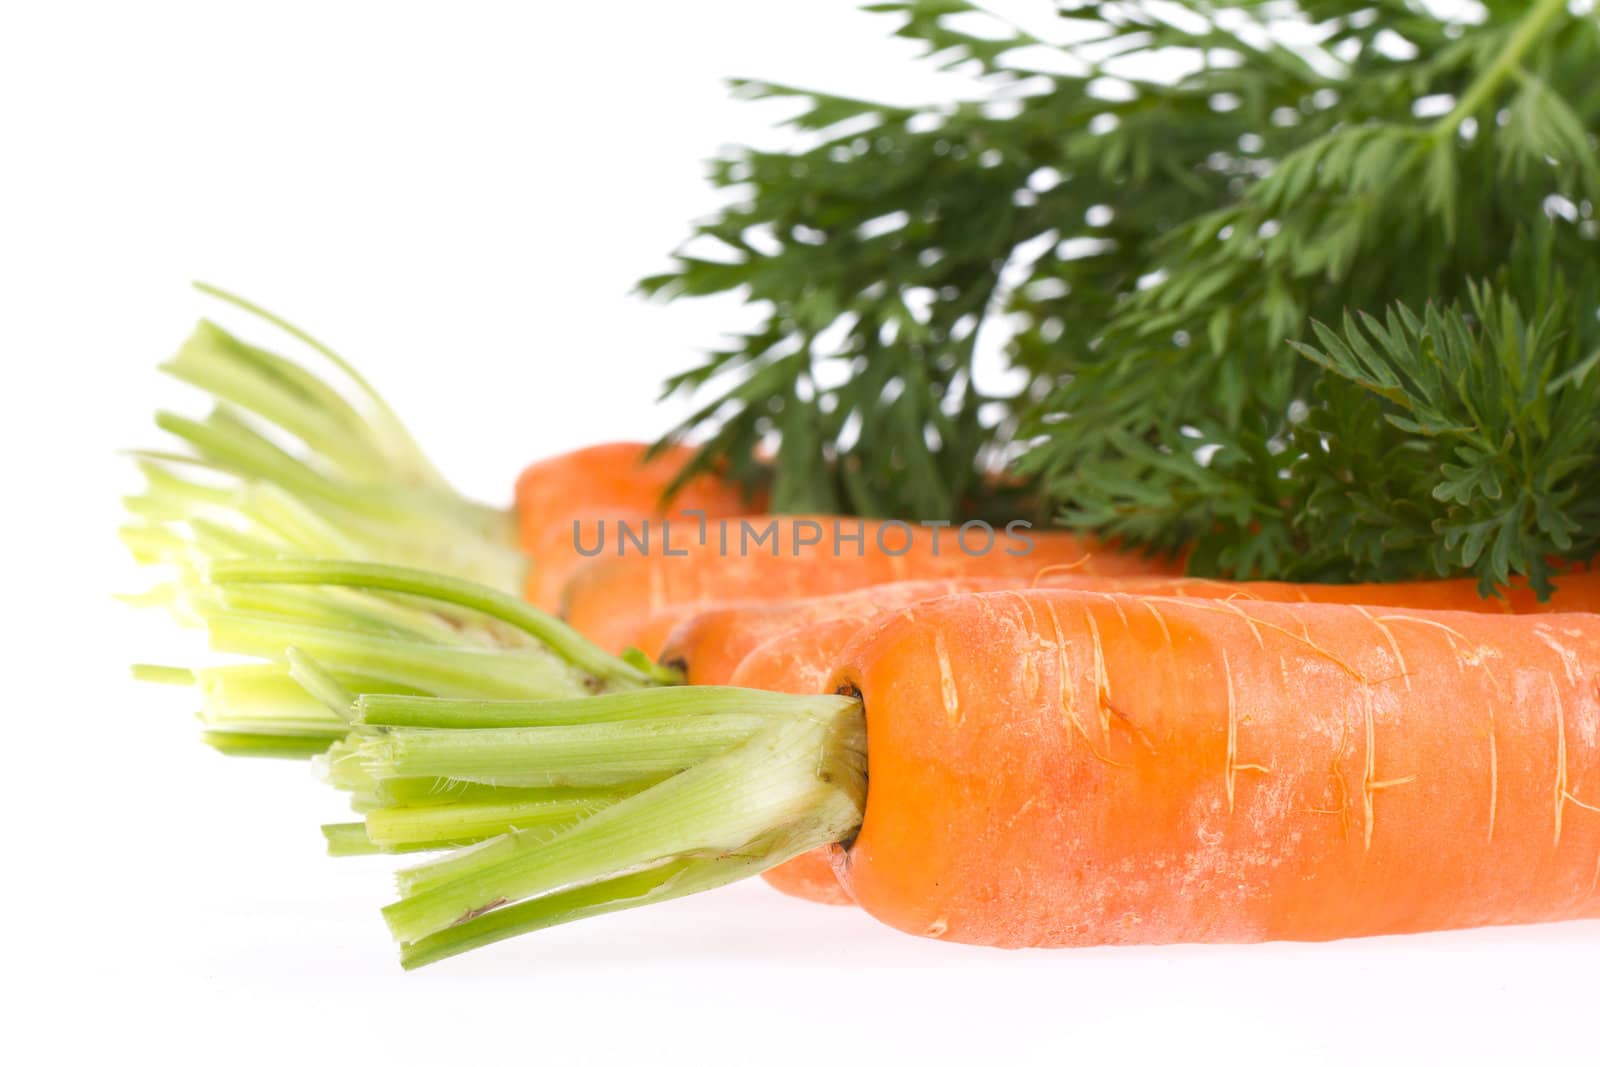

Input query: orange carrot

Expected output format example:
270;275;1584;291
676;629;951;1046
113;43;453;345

827;588;1600;944
1066;572;1600;612
667;570;1600;686
513;442;752;611
697;569;1600;903
380;586;1600;964
562;517;1175;652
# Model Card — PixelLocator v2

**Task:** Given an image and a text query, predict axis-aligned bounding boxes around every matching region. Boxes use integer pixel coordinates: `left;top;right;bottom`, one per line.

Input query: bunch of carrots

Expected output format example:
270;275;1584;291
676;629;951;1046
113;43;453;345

124;288;1600;967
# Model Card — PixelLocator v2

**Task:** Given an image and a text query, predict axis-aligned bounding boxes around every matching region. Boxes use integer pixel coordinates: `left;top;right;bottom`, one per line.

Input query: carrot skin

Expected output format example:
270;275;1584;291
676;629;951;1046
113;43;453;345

654;570;1600;672
1083;573;1600;613
670;570;1600;683
693;570;1600;904
827;590;1600;946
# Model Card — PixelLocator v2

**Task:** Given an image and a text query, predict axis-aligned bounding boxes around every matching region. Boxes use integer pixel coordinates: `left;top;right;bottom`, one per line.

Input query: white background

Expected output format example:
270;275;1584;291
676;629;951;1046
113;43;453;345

3;2;1595;1064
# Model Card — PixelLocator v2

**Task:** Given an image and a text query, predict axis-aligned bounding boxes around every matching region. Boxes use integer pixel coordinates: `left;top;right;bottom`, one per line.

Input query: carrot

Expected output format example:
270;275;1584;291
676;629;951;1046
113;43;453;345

1067;572;1600;612
562;517;1175;652
827;589;1600;944
370;587;1600;964
514;442;754;612
666;570;1600;687
676;568;1600;904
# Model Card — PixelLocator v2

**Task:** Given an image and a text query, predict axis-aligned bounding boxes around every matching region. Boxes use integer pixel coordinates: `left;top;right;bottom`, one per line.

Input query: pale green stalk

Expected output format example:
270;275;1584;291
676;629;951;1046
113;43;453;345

325;792;619;855
383;699;866;948
355;714;772;789
207;559;666;689
354;686;832;728
204;613;589;700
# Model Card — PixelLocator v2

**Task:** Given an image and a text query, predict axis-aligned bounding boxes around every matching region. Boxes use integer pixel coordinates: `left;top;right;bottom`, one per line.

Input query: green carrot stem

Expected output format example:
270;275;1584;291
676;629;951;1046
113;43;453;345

207;558;660;689
355;687;841;728
383;697;866;945
204;732;335;759
395;857;781;969
157;409;347;512
132;664;195;685
356;714;770;790
324;825;489;857
205;612;589;700
156;406;506;570
201;696;346;738
1430;0;1570;139
131;453;524;594
118;523;191;565
244;484;372;557
323;822;382;856
360;794;615;852
364;778;630;809
181;663;361;738
191;282;469;512
132;459;234;511
192;284;393;420
286;649;357;722
186;516;286;560
163;319;389;480
201;581;465;645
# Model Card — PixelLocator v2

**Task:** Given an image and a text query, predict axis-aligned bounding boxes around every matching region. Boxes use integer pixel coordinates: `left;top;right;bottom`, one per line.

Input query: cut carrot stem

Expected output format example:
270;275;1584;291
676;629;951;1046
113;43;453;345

285;649;358;723
322;788;627;856
131;664;195;686
139;662;419;745
207;559;665;689
363;794;616;850
358;778;617;809
130;292;525;597
203;732;335;759
205;613;588;700
356;714;777;789
354;686;831;729
190;282;466;507
396;860;710;969
322;822;383;856
381;698;865;945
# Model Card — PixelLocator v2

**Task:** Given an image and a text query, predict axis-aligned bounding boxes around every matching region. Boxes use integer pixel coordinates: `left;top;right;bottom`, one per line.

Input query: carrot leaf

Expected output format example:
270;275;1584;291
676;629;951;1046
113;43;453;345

645;0;1600;590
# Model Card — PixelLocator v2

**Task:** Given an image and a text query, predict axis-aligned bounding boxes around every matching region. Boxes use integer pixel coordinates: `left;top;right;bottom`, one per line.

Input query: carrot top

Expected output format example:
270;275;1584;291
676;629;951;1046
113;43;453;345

139;552;866;967
123;283;525;595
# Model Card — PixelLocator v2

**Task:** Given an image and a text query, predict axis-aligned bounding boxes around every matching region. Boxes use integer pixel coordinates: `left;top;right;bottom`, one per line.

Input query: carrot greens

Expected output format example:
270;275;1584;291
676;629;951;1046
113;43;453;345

374;694;866;966
645;0;1600;593
123;284;524;594
149;552;868;965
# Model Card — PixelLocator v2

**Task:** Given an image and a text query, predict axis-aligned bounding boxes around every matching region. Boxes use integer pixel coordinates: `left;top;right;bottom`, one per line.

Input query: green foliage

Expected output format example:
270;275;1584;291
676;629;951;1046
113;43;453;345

1288;264;1600;595
645;0;1600;592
